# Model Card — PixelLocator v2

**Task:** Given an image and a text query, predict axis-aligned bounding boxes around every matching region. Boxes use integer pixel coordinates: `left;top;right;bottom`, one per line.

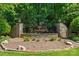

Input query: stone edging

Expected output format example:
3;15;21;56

0;43;16;51
0;43;75;52
0;43;77;52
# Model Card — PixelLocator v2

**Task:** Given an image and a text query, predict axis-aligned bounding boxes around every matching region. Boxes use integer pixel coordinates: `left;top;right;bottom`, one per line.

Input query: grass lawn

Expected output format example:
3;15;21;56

0;48;79;56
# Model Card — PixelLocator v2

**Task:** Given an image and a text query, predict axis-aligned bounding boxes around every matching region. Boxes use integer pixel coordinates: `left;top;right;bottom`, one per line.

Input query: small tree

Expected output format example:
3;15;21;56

70;17;79;34
0;16;11;35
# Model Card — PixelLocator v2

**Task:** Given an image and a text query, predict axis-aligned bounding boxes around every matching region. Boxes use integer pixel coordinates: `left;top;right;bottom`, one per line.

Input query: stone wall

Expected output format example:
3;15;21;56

56;23;68;39
11;23;23;38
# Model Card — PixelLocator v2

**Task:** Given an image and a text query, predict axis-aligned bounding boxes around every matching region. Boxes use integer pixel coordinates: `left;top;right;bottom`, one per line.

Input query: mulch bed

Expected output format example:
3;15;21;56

0;38;79;52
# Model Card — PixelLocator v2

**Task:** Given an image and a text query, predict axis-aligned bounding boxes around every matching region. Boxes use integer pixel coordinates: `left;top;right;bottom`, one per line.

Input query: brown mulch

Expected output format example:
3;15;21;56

1;38;79;52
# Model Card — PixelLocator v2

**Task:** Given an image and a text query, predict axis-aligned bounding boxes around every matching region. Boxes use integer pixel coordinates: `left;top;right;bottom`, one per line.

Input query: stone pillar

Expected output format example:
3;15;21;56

56;23;68;39
11;23;23;38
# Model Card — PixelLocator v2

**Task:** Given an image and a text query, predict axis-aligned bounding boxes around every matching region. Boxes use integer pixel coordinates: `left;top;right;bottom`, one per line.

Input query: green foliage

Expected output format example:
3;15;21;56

68;34;79;41
23;36;30;42
69;17;79;33
49;38;56;41
0;3;79;33
0;36;10;43
0;4;17;26
23;35;31;42
48;35;60;41
0;16;11;35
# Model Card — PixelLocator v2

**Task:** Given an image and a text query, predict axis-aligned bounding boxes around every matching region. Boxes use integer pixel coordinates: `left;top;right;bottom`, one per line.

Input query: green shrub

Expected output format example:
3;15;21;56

49;37;57;41
0;18;11;35
49;38;55;41
68;34;79;41
0;36;10;43
23;36;30;42
69;17;79;33
48;35;59;41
